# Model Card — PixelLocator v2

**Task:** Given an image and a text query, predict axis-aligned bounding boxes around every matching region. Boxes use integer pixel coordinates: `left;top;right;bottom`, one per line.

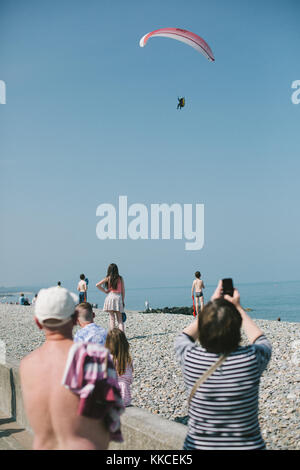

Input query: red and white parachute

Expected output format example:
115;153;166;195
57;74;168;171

139;27;215;62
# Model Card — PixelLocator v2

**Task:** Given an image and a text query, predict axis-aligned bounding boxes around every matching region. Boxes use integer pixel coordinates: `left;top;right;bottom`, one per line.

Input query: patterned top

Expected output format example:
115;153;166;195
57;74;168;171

116;363;133;407
62;342;125;442
74;323;107;346
174;333;272;450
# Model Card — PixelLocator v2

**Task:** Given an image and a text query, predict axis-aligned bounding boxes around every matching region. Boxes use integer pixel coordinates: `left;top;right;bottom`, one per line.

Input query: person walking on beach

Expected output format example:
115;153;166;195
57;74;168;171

77;274;87;303
74;302;107;346
175;280;272;450
96;264;125;332
19;287;124;450
191;271;205;315
105;328;133;407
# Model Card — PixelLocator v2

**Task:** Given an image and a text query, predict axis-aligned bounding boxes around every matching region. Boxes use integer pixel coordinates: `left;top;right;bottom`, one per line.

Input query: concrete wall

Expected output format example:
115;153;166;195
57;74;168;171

0;359;186;450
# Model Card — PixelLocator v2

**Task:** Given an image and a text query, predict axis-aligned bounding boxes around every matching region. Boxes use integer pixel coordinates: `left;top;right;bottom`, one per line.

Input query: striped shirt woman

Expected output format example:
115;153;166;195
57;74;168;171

174;280;272;450
175;332;271;450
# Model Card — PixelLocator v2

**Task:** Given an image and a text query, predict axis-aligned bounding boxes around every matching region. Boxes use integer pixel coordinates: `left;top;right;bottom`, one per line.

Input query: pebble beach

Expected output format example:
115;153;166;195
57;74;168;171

0;304;299;450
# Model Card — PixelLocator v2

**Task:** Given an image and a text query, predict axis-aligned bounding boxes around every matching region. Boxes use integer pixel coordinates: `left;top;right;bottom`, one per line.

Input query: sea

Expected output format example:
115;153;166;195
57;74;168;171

1;280;300;323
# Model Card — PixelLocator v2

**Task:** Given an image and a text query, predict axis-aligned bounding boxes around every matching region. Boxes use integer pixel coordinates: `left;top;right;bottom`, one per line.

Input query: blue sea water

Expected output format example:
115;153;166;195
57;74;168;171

1;280;300;323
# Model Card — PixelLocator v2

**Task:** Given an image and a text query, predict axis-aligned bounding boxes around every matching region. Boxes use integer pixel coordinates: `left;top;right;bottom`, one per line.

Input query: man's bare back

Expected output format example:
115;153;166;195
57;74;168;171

20;337;110;450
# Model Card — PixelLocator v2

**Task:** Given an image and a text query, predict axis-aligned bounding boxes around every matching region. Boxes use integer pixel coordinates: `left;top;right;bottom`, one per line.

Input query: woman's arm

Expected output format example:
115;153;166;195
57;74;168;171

225;291;264;344
183;318;198;341
96;278;109;294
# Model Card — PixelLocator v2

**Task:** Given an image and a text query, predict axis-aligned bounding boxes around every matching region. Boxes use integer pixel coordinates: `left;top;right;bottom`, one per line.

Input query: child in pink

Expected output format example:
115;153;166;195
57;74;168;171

105;328;133;407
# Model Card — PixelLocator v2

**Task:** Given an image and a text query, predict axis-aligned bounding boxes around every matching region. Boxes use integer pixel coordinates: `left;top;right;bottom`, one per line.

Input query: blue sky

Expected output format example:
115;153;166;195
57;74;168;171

0;0;299;289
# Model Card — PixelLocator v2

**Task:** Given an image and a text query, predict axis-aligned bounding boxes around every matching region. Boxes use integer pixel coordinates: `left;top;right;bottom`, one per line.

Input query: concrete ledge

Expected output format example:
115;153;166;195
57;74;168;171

109;407;186;450
0;360;186;450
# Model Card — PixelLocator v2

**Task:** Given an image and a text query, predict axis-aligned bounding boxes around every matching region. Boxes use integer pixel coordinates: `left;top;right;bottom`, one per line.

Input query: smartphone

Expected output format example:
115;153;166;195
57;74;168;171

222;278;234;297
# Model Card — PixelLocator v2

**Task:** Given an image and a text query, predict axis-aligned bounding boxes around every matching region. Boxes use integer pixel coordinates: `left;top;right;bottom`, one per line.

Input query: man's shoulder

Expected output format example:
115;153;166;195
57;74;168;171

93;323;106;331
20;347;42;375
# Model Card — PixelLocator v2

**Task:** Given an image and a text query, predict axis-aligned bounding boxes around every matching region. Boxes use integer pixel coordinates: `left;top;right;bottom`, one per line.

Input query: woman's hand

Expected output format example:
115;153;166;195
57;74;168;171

224;289;241;308
210;280;223;301
211;281;242;308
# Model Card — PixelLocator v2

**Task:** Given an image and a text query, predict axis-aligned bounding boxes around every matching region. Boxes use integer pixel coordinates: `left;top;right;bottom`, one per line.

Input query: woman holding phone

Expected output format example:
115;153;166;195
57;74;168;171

175;280;272;450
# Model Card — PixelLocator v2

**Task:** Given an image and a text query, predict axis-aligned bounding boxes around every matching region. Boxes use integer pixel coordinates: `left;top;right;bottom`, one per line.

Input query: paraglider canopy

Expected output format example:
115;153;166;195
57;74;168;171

139;27;215;62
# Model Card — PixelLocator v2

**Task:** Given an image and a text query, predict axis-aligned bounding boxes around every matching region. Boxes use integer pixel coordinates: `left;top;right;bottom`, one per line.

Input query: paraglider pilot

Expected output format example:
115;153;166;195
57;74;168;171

177;97;185;110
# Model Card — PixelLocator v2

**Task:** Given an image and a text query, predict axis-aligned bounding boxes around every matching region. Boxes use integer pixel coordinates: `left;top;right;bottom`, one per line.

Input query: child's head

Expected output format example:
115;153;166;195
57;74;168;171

195;271;201;279
105;328;132;376
80;274;85;280
75;302;94;324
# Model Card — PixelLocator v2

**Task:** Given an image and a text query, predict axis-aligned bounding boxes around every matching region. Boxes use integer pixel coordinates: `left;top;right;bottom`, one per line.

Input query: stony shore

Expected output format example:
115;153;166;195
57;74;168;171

0;304;299;450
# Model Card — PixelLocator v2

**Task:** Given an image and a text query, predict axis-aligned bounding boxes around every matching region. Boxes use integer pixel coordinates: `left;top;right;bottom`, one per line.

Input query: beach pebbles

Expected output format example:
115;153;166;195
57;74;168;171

0;305;299;450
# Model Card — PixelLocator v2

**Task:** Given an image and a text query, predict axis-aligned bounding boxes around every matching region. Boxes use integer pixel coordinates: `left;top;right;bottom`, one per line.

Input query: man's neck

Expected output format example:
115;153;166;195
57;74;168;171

44;326;73;342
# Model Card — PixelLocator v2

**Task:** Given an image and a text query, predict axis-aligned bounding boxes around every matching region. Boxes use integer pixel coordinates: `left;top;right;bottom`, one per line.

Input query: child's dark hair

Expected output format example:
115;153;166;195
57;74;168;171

105;328;133;376
80;273;85;280
75;302;93;322
195;271;201;278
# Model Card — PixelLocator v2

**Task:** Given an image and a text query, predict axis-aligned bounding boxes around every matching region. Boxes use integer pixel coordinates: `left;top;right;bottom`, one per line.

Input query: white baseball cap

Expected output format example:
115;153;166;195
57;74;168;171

34;287;78;327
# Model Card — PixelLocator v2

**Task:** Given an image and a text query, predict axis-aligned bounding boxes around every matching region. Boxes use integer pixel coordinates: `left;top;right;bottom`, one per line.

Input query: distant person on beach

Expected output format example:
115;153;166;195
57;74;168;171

32;294;38;305
74;302;107;345
191;271;205;314
175;280;272;450
96;264;125;332
19;293;30;306
19;286;124;450
77;274;87;303
105;328;133;407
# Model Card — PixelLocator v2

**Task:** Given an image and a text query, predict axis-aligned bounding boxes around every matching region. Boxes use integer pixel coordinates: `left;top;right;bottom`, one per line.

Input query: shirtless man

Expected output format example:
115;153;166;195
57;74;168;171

19;287;110;450
191;271;205;315
77;274;87;303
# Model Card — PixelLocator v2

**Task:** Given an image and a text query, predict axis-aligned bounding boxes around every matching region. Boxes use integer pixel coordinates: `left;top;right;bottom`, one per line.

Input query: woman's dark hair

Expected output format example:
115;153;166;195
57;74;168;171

106;263;121;290
195;271;201;278
80;274;85;280
198;299;242;354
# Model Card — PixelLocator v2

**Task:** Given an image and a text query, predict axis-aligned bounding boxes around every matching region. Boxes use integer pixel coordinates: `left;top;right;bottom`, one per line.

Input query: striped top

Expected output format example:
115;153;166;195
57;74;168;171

117;363;133;407
174;333;271;450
